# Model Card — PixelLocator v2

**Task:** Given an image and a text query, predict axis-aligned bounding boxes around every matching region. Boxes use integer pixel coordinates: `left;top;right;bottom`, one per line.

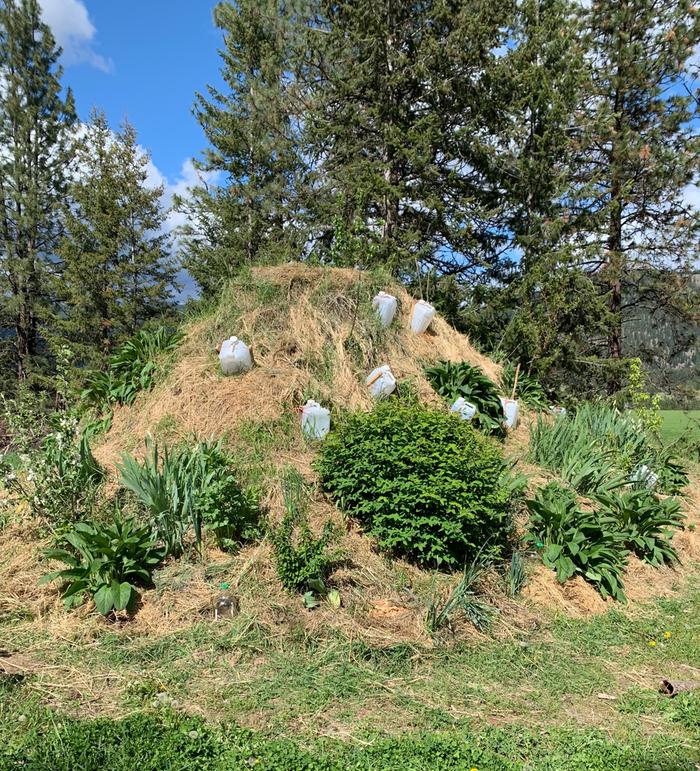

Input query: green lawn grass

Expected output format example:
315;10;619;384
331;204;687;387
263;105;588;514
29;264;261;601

2;580;699;769
660;410;700;444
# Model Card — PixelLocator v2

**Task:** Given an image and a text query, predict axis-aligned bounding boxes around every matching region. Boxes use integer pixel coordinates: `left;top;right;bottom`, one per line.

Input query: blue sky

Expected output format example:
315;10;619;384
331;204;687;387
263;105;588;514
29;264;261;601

38;0;225;191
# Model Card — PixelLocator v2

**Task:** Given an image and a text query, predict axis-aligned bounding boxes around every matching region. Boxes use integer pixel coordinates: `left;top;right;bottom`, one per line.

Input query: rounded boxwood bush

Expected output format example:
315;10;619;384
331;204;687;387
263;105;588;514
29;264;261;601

315;401;512;568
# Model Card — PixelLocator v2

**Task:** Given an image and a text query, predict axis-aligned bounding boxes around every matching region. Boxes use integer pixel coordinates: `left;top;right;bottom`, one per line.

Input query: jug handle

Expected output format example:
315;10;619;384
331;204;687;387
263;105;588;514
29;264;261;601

367;371;384;387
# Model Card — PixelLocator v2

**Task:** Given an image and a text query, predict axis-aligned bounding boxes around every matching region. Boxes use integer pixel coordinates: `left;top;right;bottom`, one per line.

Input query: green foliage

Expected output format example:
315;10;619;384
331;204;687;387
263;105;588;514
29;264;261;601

40;516;163;615
505;551;527;598
652;442;690;494
626;358;662;434
500;363;549;410
526;483;628;602
424;361;505;436
529;402;686;496
426;549;496;635
316;401;512;569
2;703;697;770
593;489;684;567
270;469;340;596
57;110;178;371
0;0;76;385
0;409;104;528
82;327;183;410
118;438;257;557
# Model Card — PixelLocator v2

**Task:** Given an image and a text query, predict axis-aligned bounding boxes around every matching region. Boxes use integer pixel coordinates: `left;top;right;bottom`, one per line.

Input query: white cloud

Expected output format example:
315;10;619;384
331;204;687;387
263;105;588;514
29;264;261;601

38;0;112;72
147;158;221;237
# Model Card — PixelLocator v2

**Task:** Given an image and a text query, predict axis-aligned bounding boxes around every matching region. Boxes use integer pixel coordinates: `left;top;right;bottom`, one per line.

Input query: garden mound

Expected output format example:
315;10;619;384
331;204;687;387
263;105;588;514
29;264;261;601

94;264;499;470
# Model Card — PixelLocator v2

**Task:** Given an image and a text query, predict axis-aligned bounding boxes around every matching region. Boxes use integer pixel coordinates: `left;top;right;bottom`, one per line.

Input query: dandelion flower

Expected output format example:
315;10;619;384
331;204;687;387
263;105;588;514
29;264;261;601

648;640;657;648
663;631;671;640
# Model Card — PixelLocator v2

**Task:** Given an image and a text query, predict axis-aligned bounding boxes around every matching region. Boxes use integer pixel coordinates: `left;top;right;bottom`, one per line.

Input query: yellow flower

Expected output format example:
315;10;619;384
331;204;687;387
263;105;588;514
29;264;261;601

470;768;478;771
648;640;657;648
663;631;671;640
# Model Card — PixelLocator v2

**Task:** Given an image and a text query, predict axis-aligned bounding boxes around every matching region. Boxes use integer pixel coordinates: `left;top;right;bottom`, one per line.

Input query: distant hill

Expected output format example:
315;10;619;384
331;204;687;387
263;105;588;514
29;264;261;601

623;273;700;396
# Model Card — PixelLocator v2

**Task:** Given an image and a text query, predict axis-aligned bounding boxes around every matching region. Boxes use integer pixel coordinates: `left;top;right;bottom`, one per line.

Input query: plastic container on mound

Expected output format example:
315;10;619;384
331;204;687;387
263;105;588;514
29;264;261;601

366;365;396;398
219;336;253;375
450;397;477;421
500;397;519;429
630;464;659;490
372;291;398;328
410;300;436;334
301;399;331;440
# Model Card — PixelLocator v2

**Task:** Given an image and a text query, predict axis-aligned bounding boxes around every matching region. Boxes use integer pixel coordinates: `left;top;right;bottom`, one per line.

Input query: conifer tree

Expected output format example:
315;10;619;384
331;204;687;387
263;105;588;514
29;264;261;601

179;0;306;296
305;0;515;277
467;0;611;387
58;111;177;368
580;0;700;391
0;0;75;384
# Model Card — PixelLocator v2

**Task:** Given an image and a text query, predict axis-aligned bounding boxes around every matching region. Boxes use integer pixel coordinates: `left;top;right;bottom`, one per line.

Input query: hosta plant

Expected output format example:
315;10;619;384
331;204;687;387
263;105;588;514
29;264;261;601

41;516;164;615
424;361;505;435
526;483;628;602
594;489;684;567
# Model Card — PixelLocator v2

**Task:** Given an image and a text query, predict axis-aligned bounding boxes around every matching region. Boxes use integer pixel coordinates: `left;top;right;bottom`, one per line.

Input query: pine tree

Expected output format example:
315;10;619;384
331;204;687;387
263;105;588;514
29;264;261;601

58;111;178;368
0;0;75;385
580;0;700;391
179;0;306;296
304;0;515;278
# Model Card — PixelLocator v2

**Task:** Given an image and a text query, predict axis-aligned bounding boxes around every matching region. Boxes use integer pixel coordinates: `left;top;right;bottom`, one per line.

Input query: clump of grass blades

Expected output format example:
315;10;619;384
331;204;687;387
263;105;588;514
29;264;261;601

426;549;496;634
117;437;257;557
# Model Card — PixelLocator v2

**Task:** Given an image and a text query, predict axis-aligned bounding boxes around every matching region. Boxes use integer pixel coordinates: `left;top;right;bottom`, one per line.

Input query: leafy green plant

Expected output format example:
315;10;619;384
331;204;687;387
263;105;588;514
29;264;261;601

500;363;549;410
41;516;163;615
426;549;496;634
118;438;257;556
424;361;505;435
505;551;527;598
270;469;340;596
594;489;684;567
82;327;182;410
316;401;512;569
526;483;628;602
0;412;104;528
626;358;662;434
651;442;689;494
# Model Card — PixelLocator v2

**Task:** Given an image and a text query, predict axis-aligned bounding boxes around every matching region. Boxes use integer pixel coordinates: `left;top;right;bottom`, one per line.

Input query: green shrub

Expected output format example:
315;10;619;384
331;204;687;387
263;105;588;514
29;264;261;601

271;469;340;597
526;483;628;602
118;438;257;557
82;327;183;410
424;360;505;435
316;401;512;569
41;516;163;615
594;489;684;567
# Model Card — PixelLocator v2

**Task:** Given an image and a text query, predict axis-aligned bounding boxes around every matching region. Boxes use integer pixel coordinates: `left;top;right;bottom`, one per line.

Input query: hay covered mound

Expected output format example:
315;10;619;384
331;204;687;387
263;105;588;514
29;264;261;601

95;264;499;468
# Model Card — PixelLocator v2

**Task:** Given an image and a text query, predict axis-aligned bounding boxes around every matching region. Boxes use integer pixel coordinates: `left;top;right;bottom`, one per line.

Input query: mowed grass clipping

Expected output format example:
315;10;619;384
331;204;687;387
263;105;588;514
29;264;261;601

660;410;700;444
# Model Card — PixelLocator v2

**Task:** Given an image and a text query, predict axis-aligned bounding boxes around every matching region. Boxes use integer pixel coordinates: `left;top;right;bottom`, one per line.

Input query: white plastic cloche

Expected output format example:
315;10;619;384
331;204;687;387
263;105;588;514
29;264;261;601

301;400;331;440
410;300;436;334
366;365;396;398
219;336;252;376
372;291;398;328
